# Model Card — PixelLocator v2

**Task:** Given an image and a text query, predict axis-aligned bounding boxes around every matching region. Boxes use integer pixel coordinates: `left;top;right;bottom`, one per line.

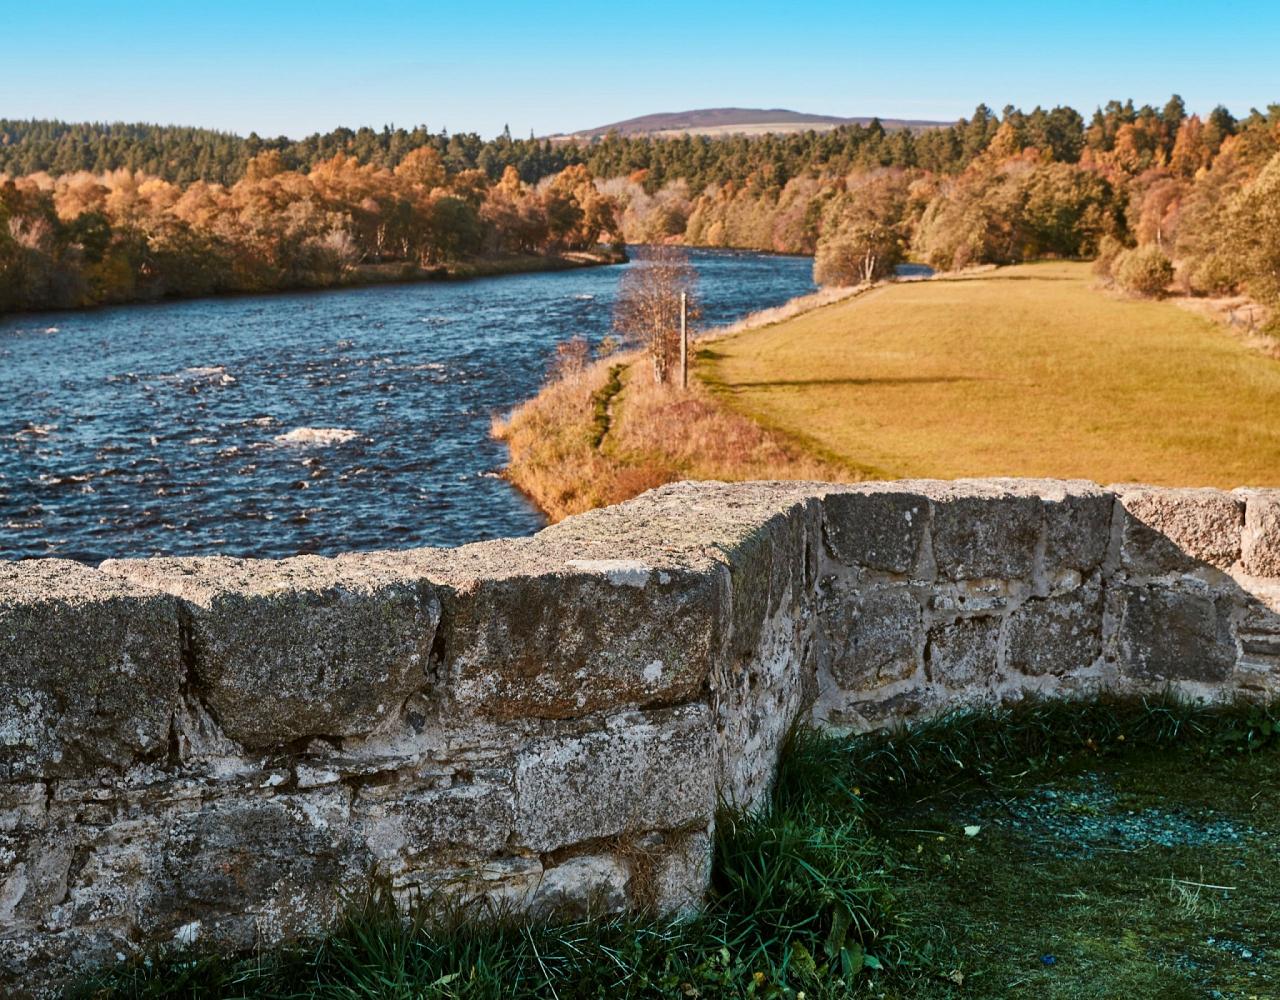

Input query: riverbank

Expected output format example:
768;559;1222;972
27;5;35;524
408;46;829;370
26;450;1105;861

492;285;867;521
497;262;1280;518
0;247;627;318
370;246;627;283
492;357;851;521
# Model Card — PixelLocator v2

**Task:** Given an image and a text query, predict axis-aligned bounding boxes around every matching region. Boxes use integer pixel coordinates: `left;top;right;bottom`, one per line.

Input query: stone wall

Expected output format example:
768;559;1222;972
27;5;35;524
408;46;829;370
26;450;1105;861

2;478;1278;994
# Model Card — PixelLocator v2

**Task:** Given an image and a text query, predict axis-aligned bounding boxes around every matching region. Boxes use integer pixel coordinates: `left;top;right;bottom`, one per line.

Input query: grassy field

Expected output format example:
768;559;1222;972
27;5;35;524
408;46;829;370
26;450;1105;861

877;727;1280;998
700;262;1280;487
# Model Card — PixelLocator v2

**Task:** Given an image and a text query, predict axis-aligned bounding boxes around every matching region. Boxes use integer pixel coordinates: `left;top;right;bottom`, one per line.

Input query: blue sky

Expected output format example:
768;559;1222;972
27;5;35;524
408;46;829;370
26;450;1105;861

6;0;1279;138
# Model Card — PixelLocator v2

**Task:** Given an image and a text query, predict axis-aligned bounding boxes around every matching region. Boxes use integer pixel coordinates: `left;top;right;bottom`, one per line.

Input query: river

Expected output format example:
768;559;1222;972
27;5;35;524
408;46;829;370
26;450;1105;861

0;249;816;562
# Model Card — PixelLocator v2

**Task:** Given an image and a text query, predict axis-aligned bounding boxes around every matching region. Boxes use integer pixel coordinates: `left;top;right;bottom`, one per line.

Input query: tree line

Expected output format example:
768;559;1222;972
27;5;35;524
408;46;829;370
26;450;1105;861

3;97;1279;321
0;100;1254;191
602;97;1280;321
0;120;574;187
0;151;617;312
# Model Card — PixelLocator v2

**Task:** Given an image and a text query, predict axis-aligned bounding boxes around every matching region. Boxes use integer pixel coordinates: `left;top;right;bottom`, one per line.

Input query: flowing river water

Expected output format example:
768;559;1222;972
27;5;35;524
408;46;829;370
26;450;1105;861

0;249;816;562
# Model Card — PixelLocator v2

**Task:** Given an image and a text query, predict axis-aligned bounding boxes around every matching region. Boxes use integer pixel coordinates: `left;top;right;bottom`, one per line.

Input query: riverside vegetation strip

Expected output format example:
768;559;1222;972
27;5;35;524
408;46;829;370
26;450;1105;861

493;352;845;522
77;698;1280;999
498;262;1280;519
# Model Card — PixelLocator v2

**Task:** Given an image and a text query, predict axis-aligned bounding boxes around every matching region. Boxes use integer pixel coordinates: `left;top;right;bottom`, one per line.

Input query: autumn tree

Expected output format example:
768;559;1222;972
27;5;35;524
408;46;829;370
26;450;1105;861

813;173;911;285
480;166;546;253
1170;115;1211;177
1224;152;1280;318
914;165;1025;269
1127;172;1184;249
420;196;483;262
542;164;618;250
612;246;699;384
1114;244;1174;297
393;146;446;191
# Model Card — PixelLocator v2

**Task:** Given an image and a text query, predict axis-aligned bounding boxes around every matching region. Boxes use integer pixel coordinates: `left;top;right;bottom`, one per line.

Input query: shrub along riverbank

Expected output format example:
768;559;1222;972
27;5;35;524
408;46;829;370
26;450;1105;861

0;245;625;317
78;697;1280;999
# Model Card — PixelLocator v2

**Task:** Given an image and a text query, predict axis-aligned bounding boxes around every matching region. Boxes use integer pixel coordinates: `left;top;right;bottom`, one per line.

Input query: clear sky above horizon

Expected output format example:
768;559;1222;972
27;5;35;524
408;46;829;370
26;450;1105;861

6;0;1279;139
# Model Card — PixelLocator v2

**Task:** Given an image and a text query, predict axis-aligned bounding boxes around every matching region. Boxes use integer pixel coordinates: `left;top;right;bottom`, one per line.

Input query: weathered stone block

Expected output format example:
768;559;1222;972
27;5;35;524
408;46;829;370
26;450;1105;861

820;687;931;733
1005;585;1103;676
412;481;820;723
0;560;181;780
100;555;439;748
1110;584;1235;682
134;792;368;949
42;812;152;935
821;586;922;690
929;579;1012;614
407;856;543;913
713;598;815;813
723;507;811;661
770;498;820;615
1240;490;1280;577
647;830;713;917
1042;483;1114;575
822;488;928;574
1115;487;1244;574
0;818;72;929
926;615;1001;687
1236;600;1280;691
930;487;1042;581
0;782;44;834
354;773;515;864
528;855;630;919
394;550;718;721
1236;585;1280;678
513;705;713;852
0;925;121;1000
723;490;820;643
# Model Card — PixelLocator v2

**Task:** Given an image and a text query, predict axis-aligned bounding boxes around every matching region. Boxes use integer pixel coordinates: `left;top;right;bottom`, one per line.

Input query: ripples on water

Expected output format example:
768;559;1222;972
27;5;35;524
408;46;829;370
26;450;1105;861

0;249;816;563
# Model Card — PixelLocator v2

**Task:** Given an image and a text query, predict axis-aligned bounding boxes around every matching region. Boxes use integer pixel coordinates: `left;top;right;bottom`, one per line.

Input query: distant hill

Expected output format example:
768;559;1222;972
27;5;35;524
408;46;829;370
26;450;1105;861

550;107;951;141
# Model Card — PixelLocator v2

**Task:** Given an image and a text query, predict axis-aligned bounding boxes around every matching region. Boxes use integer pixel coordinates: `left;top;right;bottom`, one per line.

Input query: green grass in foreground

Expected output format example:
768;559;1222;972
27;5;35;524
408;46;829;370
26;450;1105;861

699;263;1280;487
77;698;1280;999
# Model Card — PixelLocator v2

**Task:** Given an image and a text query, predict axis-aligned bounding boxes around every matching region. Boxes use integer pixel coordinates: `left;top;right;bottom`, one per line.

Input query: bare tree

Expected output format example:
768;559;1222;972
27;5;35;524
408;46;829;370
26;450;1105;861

612;246;700;384
546;334;591;383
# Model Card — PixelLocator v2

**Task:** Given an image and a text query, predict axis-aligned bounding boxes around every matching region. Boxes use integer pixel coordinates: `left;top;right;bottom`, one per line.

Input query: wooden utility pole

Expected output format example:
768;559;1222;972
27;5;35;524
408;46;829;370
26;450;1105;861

679;291;688;389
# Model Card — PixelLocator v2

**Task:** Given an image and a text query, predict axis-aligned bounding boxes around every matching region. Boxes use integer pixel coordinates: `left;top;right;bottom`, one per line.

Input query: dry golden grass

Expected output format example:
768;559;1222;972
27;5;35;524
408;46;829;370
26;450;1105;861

606;368;842;481
701;261;1280;488
491;361;623;521
493;353;847;521
497;261;1280;521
